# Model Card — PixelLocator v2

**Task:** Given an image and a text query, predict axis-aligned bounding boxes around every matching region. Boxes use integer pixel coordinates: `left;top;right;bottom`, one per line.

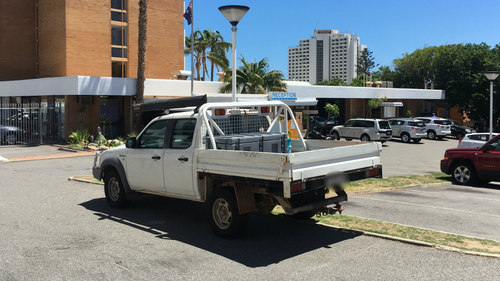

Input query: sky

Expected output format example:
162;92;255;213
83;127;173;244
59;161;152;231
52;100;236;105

183;0;500;80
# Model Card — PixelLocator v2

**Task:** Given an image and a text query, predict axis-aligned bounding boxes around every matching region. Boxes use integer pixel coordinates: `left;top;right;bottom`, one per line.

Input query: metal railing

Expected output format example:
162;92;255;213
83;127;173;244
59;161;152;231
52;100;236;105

0;102;65;146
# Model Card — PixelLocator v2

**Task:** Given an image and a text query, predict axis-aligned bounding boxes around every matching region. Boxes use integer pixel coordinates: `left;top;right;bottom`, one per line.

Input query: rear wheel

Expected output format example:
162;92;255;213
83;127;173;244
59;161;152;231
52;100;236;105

208;188;249;239
4;134;17;145
360;134;370;142
451;163;477;185
104;170;131;208
401;133;411;143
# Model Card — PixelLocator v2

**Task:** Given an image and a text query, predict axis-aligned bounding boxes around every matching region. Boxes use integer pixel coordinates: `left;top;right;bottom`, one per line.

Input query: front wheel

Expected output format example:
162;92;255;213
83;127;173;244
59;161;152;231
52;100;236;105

208;188;249;239
427;130;436;140
451;163;477;185
104;170;131;208
401;133;411;143
331;131;340;140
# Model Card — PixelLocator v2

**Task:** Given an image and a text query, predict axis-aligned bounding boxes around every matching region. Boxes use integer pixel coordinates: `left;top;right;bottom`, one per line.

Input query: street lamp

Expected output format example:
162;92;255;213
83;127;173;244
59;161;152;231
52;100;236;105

219;5;249;102
484;71;500;139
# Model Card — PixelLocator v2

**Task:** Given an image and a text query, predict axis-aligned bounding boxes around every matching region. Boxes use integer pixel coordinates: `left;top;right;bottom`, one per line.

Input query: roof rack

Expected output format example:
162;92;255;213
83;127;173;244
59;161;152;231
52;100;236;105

132;95;207;113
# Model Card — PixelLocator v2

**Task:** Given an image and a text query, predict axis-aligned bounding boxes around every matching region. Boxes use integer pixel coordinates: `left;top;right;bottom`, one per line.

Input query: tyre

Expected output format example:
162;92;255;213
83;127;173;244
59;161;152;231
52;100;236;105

427;130;436;140
208;188;249;239
360;134;370;142
4;134;17;145
331;130;340;140
451;163;477;185
104;170;131;208
401;133;411;143
412;138;421;143
292;210;316;220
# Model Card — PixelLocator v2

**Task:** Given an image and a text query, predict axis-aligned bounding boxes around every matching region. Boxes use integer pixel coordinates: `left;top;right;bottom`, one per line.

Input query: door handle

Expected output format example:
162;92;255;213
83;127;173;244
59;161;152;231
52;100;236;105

152;155;161;160
178;157;189;162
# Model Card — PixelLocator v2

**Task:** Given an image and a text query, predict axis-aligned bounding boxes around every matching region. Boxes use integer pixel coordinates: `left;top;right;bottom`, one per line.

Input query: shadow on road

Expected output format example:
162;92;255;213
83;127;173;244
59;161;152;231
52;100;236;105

80;195;359;268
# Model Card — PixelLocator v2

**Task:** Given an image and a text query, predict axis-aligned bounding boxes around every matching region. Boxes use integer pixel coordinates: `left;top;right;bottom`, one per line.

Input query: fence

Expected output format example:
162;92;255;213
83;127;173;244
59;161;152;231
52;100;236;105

0;102;65;146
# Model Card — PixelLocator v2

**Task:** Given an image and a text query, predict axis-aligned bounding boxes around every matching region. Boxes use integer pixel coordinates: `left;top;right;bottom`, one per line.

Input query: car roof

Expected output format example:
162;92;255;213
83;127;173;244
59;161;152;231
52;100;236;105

388;118;422;121
416;117;448;120
465;132;499;137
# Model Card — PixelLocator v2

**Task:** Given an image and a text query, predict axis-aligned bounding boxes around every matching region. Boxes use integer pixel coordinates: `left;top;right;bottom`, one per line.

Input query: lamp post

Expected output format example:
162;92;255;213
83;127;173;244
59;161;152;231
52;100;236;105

219;5;249;102
484;71;500;139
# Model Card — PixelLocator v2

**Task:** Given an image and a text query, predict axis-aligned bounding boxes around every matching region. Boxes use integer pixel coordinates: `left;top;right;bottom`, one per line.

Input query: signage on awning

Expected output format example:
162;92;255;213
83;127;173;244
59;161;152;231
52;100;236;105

271;92;297;101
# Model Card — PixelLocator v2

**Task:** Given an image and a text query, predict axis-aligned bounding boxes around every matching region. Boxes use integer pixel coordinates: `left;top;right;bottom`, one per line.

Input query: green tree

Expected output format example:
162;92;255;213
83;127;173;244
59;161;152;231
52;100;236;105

393;46;437;88
372;66;398;82
220;56;286;94
366;97;387;118
356;48;379;76
203;30;231;81
184;30;208;81
321;103;340;132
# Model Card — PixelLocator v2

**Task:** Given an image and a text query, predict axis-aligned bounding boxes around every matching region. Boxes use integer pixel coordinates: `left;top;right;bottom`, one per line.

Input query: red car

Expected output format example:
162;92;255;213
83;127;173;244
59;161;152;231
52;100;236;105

441;134;500;185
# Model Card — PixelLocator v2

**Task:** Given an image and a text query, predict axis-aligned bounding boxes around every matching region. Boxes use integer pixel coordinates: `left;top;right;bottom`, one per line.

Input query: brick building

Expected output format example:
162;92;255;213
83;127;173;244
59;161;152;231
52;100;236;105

0;0;184;139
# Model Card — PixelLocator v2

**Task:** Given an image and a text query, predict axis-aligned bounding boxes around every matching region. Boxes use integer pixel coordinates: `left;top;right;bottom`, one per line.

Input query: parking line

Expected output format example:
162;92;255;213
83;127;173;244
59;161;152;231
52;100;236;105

403;188;500;203
353;196;500;218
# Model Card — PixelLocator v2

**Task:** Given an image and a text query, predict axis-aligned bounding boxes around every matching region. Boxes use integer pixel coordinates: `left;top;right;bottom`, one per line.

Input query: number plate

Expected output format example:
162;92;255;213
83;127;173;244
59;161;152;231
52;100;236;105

386;131;392;136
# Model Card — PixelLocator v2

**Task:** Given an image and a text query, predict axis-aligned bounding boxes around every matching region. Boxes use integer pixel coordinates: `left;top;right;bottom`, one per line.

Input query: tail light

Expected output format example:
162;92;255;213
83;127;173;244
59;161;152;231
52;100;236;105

290;182;304;193
458;136;464;143
260;107;270;114
214;109;226;116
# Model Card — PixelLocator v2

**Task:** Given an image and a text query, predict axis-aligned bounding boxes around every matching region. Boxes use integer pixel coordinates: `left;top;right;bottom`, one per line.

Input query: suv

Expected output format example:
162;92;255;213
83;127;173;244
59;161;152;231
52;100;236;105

330;118;392;142
441;134;500;185
448;119;475;139
388;118;427;143
415;117;452;140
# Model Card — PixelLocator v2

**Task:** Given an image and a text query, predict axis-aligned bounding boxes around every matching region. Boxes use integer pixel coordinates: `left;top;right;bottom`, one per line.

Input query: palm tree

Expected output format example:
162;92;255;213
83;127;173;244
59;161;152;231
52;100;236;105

135;0;147;133
220;56;286;94
203;30;231;81
185;29;231;81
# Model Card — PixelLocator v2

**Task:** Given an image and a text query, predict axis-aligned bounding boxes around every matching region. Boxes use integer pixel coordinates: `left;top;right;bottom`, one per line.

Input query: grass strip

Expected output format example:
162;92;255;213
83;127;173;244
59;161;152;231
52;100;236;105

343;173;451;193
272;206;500;255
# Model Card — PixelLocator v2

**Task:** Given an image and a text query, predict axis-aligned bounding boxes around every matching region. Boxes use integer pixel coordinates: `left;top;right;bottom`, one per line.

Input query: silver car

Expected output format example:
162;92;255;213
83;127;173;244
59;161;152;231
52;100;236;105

415;117;452;140
388;118;427;143
457;133;499;149
330;118;392;142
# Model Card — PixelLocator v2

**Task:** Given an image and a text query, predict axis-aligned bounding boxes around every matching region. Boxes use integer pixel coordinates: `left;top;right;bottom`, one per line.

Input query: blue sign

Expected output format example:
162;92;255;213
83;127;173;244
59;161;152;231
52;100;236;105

271;92;297;101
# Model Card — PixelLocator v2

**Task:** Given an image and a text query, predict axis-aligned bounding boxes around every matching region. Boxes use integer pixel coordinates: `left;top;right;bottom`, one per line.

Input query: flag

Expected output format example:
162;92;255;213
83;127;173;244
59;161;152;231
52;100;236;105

183;1;192;25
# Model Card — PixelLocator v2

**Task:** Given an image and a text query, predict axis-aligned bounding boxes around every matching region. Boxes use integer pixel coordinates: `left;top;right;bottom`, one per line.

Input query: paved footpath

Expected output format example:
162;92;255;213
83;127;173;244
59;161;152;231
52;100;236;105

0;145;95;162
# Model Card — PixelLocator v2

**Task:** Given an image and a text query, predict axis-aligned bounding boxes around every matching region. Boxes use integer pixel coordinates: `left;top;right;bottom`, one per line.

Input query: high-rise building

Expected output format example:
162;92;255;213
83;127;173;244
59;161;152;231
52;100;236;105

288;29;366;84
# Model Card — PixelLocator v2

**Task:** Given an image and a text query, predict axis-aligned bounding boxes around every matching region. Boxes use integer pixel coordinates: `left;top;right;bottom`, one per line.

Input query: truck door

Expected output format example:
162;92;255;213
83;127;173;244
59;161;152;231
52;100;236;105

477;137;500;181
126;120;169;194
163;119;196;197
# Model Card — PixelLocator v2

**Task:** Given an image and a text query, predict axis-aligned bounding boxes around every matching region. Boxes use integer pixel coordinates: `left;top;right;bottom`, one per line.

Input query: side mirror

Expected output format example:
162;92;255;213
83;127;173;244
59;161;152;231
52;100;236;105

126;137;137;149
483;144;494;152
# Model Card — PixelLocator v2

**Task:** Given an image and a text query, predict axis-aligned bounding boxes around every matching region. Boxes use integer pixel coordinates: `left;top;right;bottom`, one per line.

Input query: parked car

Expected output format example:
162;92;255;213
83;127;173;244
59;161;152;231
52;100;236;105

330;118;392;142
388;118;427;143
457;133;499;149
441;134;500;185
415;117;452;140
448;119;475;139
309;115;337;134
0;125;26;145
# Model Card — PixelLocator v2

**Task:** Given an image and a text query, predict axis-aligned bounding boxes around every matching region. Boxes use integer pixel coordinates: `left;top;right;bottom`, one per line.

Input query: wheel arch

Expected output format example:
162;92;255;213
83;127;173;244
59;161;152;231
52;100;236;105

101;156;133;199
450;158;476;172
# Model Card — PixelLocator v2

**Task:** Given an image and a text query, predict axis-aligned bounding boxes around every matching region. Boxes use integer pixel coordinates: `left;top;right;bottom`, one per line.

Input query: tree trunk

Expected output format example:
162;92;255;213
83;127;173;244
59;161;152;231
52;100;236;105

134;0;148;134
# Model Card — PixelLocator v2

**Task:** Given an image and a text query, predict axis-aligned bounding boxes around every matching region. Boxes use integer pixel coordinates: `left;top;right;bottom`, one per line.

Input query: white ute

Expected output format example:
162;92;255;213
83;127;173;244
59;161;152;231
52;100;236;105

93;97;383;238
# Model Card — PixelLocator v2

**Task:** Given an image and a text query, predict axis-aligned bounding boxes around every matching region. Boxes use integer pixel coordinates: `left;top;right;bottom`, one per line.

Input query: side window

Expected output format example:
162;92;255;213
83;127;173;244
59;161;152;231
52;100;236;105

138;120;168;148
490;138;500;151
389;120;396;125
364;121;375;128
354;120;365;127
469;135;481;140
345;120;355;127
171;119;196;149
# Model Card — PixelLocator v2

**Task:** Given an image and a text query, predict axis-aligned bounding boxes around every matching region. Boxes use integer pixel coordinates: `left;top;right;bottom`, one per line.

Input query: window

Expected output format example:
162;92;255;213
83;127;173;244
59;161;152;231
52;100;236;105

111;0;128;76
139;120;168;148
171;119;196;149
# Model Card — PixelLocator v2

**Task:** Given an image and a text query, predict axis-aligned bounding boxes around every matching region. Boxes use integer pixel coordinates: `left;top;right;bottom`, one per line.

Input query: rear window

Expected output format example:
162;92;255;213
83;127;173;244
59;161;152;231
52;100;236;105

378;121;391;129
434;120;451;125
408;121;425;127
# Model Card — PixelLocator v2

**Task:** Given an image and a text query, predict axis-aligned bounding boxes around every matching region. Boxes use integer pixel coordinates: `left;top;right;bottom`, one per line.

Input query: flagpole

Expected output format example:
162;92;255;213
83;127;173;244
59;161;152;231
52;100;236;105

190;0;194;96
